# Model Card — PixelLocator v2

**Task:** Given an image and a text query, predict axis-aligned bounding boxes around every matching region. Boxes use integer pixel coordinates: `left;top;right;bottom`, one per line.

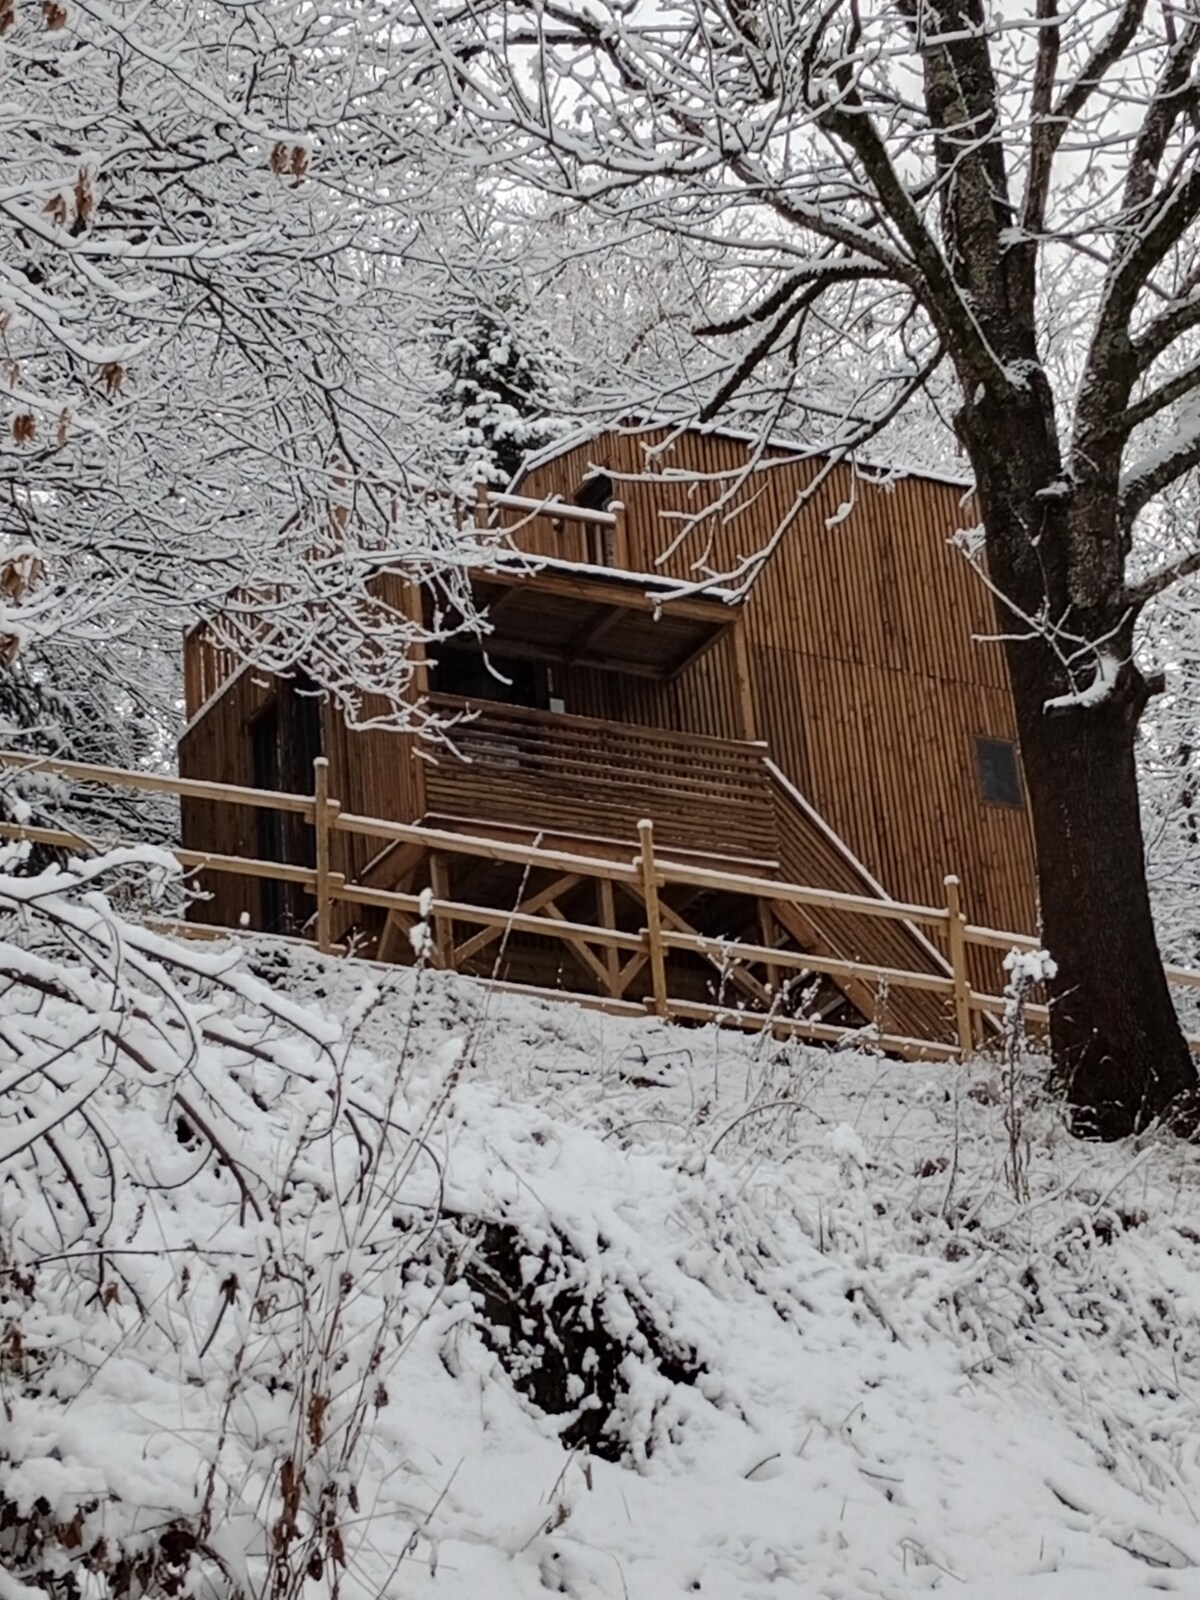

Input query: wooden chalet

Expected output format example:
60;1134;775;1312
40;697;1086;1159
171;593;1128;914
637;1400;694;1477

179;424;1039;1044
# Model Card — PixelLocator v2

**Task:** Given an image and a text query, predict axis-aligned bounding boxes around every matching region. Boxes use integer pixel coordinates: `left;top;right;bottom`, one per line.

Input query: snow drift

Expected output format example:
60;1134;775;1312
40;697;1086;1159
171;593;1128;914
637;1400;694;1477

3;852;1200;1599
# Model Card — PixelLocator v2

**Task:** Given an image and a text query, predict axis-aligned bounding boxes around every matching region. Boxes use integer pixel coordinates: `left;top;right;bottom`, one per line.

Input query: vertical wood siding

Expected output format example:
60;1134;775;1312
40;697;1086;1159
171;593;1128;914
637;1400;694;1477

517;428;1038;944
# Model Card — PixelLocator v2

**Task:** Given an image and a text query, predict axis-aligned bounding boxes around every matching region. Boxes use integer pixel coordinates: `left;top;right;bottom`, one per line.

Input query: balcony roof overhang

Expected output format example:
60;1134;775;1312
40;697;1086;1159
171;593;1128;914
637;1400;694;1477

460;555;742;680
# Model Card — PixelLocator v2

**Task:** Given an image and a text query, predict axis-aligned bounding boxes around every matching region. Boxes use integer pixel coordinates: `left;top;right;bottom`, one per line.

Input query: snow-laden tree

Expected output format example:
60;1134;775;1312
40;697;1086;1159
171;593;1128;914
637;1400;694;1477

432;266;571;483
413;0;1200;1135
0;0;480;762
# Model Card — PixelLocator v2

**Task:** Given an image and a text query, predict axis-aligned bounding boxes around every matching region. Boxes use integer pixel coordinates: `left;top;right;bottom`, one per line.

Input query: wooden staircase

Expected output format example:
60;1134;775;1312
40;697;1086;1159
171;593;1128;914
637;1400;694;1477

764;762;955;1043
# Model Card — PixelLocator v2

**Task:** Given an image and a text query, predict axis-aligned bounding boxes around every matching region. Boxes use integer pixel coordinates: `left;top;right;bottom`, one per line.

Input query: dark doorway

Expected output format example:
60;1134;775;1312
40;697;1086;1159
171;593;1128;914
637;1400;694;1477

250;674;326;933
433;647;544;709
251;703;287;933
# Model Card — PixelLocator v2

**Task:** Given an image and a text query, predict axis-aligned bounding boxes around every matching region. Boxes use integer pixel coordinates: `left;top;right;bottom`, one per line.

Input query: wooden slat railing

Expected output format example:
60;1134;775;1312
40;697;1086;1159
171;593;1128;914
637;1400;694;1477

422;695;778;864
3;747;1199;1062
479;488;623;567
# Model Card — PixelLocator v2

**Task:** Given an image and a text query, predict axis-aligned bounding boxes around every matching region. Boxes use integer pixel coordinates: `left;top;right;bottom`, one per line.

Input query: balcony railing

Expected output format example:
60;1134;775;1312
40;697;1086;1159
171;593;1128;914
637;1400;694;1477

420;694;778;864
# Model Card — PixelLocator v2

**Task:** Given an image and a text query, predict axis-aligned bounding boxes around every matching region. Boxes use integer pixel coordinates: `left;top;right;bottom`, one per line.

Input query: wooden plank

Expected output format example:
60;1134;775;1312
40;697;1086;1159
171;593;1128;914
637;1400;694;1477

471;563;738;626
653;860;951;927
598;876;620;996
543;901;615;990
314;757;335;955
452;872;584;965
429;855;454;969
0;749;314;815
377;908;414;965
178;850;320;886
665;998;961;1063
943;874;976;1054
334;810;644;883
637;820;669;1017
660;928;956;996
332;881;645;951
485;490;619;527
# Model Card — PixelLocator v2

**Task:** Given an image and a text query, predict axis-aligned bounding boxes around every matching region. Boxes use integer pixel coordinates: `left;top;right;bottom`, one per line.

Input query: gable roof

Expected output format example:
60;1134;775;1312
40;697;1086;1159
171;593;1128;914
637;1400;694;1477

512;418;974;495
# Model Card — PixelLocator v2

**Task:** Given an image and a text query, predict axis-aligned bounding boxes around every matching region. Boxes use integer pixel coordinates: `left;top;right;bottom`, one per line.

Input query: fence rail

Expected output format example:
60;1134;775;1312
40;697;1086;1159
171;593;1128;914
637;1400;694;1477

2;748;1196;1061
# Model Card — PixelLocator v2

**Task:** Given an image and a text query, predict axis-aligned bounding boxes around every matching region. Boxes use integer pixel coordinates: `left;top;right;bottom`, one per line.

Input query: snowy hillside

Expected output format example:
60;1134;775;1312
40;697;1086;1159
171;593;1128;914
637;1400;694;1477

4;871;1200;1600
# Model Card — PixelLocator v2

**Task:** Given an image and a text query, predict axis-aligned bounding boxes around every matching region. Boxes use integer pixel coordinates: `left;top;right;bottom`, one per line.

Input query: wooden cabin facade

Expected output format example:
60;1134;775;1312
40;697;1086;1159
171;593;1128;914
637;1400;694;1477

179;425;1039;1043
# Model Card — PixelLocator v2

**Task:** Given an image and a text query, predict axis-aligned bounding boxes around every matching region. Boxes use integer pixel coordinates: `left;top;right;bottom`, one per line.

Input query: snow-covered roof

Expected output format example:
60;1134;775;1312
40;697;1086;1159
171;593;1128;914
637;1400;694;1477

513;417;975;493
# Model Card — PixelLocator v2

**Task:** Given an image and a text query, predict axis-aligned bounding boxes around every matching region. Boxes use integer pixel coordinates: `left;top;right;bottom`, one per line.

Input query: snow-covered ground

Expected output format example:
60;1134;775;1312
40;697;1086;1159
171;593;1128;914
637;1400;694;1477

5;903;1200;1600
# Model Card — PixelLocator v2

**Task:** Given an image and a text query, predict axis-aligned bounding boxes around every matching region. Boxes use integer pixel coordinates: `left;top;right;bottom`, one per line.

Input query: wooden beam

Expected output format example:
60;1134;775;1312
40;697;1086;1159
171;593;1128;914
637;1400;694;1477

377;907;415;965
616;949;648;996
314;757;336;955
471;563;738;626
428;854;454;969
543;901;614;991
452;872;583;965
658;900;772;1007
661;927;956;996
944;875;976;1055
335;811;643;884
636;821;669;1018
566;604;625;662
758;903;780;998
0;750;314;814
598;876;620;996
485;490;618;528
666;998;960;1064
360;838;428;891
731;623;758;742
770;901;887;1026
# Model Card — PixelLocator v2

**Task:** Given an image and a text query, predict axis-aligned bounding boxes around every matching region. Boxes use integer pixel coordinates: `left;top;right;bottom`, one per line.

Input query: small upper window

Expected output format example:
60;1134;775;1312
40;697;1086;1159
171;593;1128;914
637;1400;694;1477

976;737;1023;808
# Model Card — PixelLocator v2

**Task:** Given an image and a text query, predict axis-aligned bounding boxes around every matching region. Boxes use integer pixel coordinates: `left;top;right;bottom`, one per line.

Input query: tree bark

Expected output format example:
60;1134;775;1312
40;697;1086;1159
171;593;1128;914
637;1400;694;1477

960;388;1198;1137
1007;636;1196;1137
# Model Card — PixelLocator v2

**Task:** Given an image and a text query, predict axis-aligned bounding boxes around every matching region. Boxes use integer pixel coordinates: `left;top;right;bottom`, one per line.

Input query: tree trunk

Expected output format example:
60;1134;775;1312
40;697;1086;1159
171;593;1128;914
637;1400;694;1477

1007;647;1197;1137
960;389;1198;1137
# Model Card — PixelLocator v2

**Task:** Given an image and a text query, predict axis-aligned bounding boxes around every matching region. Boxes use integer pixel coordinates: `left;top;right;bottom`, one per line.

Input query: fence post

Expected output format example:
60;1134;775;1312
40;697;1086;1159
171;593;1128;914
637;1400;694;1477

313;757;335;955
429;853;454;969
943;873;974;1058
637;819;670;1018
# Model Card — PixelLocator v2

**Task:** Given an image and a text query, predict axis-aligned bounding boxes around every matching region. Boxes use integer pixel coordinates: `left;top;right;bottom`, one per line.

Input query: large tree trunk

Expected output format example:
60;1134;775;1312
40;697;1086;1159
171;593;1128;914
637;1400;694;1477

960;389;1198;1137
1006;641;1197;1137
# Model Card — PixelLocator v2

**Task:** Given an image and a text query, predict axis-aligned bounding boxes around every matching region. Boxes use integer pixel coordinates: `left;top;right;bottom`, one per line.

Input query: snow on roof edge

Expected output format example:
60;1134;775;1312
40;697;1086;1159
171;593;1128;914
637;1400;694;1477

513;416;976;494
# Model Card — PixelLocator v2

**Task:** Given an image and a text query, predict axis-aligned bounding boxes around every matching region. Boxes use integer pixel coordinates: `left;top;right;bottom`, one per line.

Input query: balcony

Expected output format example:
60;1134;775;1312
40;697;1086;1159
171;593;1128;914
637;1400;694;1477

418;694;778;866
460;491;741;680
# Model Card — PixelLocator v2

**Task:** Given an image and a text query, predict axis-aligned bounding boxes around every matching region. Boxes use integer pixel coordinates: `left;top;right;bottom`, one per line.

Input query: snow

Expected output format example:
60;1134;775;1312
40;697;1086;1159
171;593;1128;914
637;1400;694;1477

6;894;1200;1600
1044;650;1121;713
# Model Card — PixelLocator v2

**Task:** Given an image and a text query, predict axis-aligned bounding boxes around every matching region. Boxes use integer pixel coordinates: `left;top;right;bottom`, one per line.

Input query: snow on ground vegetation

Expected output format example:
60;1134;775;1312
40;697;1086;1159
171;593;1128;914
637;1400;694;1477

3;855;1200;1600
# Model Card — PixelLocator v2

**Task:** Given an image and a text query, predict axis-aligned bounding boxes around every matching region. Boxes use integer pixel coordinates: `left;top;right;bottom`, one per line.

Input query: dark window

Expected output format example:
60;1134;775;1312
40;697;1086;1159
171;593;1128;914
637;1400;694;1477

576;473;616;566
976;737;1023;807
293;671;324;786
577;472;613;512
433;647;541;708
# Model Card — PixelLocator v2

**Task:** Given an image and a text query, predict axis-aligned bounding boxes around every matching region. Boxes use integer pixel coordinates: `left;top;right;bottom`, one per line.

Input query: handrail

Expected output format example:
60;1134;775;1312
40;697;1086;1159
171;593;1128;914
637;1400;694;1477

3;746;1197;1060
426;693;768;758
484;490;618;528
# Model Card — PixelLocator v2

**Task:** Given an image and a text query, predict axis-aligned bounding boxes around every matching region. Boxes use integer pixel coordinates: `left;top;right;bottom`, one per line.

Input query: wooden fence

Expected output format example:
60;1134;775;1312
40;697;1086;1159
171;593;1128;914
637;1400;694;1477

3;748;1199;1062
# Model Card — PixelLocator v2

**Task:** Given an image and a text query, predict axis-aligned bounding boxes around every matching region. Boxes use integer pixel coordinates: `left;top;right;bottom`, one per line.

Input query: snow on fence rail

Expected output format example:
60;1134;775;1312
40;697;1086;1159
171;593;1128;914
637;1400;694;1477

2;748;1198;1062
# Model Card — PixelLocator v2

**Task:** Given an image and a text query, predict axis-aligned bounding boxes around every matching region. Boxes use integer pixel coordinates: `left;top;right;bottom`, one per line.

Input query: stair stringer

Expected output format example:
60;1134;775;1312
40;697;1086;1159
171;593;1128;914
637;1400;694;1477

765;761;957;1046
